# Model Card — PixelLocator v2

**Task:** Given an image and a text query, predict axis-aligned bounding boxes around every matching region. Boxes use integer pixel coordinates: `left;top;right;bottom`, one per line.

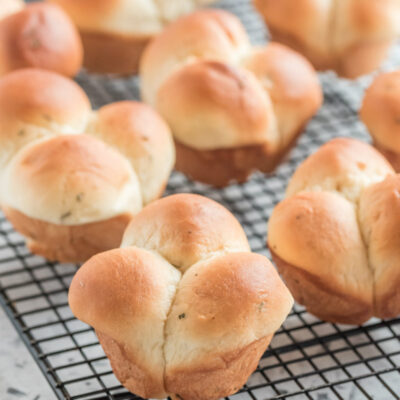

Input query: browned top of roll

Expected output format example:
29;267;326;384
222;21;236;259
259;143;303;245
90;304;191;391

0;2;83;77
0;68;89;130
122;193;251;271
286;137;394;202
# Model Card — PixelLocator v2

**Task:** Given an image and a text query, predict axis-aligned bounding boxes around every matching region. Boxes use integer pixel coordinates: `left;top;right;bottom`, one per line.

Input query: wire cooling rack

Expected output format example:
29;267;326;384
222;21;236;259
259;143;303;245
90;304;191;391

1;1;400;399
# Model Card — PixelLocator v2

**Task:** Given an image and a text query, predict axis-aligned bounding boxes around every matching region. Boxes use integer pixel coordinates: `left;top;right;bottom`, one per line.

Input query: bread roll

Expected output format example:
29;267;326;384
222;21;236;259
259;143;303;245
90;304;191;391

2;135;140;262
361;71;400;171
254;0;400;78
69;194;293;399
49;0;217;75
0;2;82;77
0;69;175;262
141;10;322;186
268;138;399;324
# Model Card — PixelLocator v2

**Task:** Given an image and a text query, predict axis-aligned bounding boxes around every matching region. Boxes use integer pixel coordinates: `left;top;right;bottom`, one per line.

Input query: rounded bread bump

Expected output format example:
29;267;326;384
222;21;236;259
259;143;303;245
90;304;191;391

69;246;181;399
156;60;279;150
164;252;293;399
140;9;251;106
268;190;373;323
0;2;83;77
286;138;394;202
0;68;91;169
87;101;175;205
243;42;323;147
122;193;251;272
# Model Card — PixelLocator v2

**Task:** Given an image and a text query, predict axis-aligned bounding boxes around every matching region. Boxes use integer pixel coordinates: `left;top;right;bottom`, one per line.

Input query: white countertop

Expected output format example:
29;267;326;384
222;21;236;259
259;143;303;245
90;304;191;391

0;307;55;400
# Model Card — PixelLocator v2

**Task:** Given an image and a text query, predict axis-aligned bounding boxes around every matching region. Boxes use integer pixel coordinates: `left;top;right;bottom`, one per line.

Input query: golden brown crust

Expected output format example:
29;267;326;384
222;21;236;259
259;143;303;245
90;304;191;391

165;336;272;400
361;71;400;157
268;190;373;314
373;141;400;172
0;3;82;77
270;250;372;325
121;194;250;271
79;29;150;75
174;123;305;187
140;9;250;105
0;68;90;133
69;247;180;398
286;137;394;201
97;331;168;399
3;207;132;263
244;43;323;146
3;134;141;226
165;252;293;345
157;61;277;151
266;26;393;79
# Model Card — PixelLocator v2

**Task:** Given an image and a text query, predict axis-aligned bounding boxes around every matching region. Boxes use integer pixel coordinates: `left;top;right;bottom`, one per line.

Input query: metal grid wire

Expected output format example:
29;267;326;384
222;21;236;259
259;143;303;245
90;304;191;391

1;1;400;399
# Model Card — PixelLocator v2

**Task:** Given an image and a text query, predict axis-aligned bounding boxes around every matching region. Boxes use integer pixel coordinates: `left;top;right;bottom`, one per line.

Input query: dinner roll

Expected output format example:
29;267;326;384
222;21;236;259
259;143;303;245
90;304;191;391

69;194;293;399
254;0;400;78
141;10;322;186
0;69;175;262
268;138;399;324
2;135;141;262
0;2;82;77
361;71;400;171
49;0;217;75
